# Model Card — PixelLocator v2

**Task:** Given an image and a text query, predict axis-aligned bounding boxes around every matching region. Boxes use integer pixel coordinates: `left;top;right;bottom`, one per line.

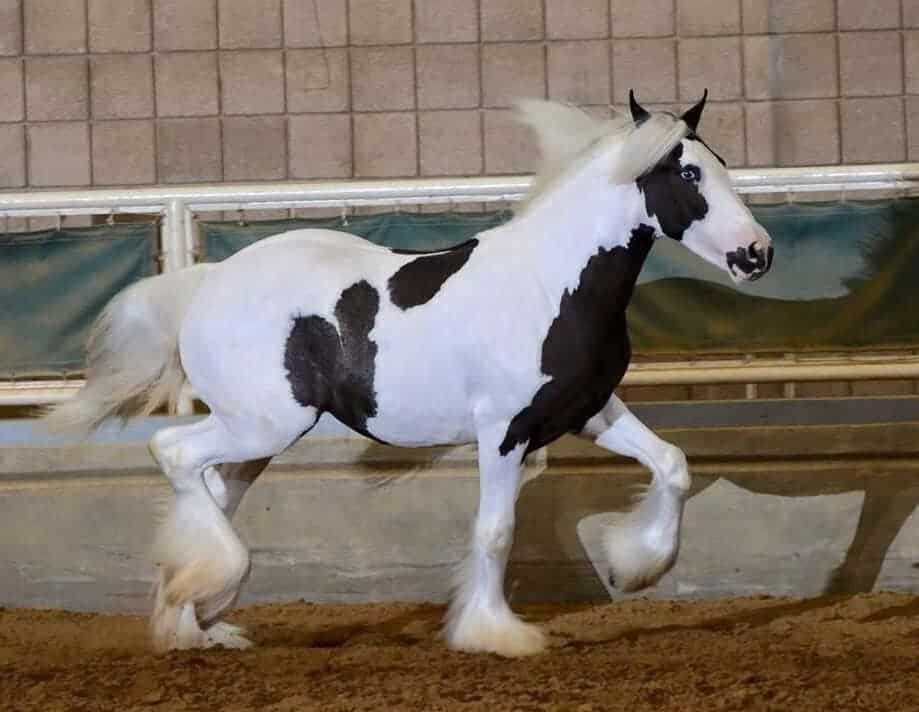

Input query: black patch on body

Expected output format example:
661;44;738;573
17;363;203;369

284;280;384;439
388;239;478;309
636;142;709;241
499;227;655;456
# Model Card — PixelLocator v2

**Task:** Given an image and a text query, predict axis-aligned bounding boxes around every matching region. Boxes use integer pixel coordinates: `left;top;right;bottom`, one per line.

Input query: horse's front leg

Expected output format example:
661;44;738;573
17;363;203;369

579;394;691;592
445;424;547;657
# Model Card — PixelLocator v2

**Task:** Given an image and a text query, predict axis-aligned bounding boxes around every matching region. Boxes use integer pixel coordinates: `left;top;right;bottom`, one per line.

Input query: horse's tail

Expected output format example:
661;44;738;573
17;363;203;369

41;264;213;436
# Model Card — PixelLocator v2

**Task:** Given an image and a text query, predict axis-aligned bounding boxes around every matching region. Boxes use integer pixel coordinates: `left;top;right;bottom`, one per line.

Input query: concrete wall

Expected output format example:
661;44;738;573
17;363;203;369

4;399;919;612
0;0;915;206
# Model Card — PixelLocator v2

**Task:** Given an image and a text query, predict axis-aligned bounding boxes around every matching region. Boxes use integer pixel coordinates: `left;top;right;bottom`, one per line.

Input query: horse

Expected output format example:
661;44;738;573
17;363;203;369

43;91;773;657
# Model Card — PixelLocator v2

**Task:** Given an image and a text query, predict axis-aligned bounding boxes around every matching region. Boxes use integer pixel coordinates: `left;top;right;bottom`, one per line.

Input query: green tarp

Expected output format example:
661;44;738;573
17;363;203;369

201;200;919;355
0;224;157;377
627;200;919;354
200;211;514;262
3;200;918;378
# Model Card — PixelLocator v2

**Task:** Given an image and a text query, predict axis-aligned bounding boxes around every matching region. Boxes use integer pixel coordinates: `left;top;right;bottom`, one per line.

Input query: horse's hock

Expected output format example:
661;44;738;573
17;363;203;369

3;396;919;613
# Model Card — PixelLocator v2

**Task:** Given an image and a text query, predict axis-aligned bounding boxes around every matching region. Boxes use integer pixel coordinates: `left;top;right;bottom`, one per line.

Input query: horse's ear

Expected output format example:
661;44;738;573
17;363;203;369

629;89;650;125
681;89;708;132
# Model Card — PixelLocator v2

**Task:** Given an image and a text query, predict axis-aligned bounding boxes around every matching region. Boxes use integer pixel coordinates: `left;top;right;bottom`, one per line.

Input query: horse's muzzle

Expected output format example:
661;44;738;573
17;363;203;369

726;241;773;282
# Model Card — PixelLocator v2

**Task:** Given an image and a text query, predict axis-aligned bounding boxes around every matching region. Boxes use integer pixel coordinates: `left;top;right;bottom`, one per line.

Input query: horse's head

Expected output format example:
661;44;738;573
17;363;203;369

630;90;773;283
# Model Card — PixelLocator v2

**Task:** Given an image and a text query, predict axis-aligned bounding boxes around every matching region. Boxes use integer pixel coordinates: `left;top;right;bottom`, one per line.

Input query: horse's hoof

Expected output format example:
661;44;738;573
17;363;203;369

203;622;253;650
447;608;548;657
604;527;677;594
608;568;654;594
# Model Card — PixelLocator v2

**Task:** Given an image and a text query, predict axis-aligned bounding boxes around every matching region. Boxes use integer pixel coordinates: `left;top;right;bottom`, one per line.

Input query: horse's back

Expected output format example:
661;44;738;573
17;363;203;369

176;230;383;412
202;227;399;302
226;227;395;262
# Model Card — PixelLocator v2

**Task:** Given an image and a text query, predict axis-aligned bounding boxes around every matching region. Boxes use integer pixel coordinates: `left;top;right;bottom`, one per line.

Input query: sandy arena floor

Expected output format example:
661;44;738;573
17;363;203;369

3;593;919;711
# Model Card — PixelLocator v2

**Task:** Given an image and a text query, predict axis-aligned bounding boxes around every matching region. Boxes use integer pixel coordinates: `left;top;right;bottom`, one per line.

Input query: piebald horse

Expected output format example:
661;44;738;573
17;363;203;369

45;92;773;657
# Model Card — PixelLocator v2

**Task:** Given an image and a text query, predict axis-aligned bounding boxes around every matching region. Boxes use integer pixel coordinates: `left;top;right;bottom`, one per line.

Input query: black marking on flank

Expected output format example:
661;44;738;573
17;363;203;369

499;228;655;457
284;280;384;440
636;142;709;241
388;239;478;309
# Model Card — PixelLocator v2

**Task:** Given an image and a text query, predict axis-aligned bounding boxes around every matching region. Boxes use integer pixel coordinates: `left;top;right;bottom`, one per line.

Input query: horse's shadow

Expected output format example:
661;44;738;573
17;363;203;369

510;459;919;601
709;473;919;595
350;436;919;601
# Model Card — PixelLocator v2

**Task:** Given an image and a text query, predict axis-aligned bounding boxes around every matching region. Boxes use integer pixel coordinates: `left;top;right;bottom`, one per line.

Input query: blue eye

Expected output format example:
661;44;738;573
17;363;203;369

680;168;698;181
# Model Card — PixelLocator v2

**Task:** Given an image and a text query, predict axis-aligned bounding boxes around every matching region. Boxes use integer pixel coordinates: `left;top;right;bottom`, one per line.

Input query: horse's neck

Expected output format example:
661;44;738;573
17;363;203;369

506;161;652;320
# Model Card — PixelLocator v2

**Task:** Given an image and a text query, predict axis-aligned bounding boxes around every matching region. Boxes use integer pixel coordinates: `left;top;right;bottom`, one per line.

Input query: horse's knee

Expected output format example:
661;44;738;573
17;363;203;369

150;428;184;474
474;517;514;557
657;442;690;493
203;467;228;509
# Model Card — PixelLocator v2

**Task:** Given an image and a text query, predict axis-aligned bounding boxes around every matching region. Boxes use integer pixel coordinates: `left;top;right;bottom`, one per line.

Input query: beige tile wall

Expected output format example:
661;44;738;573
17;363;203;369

0;0;915;190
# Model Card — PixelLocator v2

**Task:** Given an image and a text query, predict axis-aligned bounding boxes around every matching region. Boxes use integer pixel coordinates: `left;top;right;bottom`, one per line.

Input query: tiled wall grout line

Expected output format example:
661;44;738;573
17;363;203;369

84;0;93;185
345;0;354;178
149;0;159;184
277;4;291;182
834;0;844;164
410;0;420;178
902;0;911;162
737;0;748;166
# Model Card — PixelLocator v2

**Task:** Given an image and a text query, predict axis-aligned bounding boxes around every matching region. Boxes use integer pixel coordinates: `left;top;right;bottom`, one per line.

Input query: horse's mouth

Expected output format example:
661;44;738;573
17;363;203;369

726;242;773;282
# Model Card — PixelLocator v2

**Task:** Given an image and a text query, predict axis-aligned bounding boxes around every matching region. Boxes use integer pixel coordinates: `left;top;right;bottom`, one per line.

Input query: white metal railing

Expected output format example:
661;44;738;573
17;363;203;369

3;163;919;408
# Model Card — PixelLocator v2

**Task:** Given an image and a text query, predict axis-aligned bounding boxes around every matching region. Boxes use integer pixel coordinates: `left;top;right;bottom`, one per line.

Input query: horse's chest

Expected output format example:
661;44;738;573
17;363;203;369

499;311;631;456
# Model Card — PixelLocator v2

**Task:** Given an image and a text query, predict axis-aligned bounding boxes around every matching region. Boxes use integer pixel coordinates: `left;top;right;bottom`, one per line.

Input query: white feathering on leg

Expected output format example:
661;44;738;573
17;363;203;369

604;481;684;593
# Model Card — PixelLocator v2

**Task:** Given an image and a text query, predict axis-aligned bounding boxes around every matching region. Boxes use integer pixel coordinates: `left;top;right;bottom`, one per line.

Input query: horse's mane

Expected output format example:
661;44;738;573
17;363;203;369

513;100;689;215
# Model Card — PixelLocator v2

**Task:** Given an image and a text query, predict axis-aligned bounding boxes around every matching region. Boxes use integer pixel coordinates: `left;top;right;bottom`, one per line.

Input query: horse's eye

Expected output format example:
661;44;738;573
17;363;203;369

680;168;698;181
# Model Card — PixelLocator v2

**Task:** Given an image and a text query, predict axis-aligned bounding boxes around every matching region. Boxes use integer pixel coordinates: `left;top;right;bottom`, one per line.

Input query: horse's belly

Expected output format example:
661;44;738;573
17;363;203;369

365;409;477;447
365;350;478;446
363;317;545;447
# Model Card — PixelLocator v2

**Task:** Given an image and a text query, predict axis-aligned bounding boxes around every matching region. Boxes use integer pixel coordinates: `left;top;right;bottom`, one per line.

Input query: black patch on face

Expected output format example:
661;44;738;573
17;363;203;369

284;280;383;439
636;142;709;241
388;239;478;309
499;227;655;457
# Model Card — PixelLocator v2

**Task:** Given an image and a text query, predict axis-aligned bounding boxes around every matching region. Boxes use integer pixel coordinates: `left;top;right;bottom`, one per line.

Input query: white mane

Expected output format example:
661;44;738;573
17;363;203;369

513;100;689;215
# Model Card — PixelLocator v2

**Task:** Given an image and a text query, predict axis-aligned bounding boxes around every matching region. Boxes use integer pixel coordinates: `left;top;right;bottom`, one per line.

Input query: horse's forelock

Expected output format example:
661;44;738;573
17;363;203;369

610;113;690;184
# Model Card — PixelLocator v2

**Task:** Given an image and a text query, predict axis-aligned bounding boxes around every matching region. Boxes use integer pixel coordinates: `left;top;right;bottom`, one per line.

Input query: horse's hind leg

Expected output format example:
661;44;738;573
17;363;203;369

149;411;315;652
207;458;273;518
189;458;273;647
578;394;690;592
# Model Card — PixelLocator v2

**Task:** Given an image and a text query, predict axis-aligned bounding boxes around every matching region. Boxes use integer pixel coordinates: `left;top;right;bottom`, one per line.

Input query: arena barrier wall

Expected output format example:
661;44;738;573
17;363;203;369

3;397;919;611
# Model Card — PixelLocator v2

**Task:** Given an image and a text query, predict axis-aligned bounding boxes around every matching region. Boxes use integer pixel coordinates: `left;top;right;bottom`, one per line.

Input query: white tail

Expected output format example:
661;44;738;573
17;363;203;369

41;264;213;435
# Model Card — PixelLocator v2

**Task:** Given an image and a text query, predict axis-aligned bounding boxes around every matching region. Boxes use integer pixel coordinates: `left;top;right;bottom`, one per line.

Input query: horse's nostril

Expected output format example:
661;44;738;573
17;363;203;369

747;240;771;270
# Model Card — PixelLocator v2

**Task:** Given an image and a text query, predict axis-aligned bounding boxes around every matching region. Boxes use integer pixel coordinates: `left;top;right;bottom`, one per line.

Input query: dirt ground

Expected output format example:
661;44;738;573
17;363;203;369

3;593;919;711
